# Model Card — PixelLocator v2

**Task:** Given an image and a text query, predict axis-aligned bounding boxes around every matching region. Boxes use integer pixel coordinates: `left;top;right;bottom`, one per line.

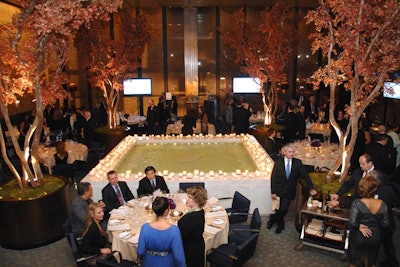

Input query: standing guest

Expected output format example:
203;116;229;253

182;109;197;136
330;154;376;208
101;170;134;213
83;111;98;148
146;99;159;135
82;203;111;260
76;107;87;142
297;105;307;140
157;95;168;134
369;170;400;267
304;95;319;123
198;106;209;135
233;98;252;134
137;197;187;267
387;123;400;168
268;143;316;234
223;98;234;134
348;176;389;267
264;128;280;160
364;134;391;175
284;105;300;142
170;95;178;120
178;187;207;267
350;119;371;173
137;166;170;197
377;125;397;174
71;182;106;238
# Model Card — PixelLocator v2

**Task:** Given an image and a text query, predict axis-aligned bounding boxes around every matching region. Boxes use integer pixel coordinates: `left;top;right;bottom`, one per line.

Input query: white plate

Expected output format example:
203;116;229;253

213;218;224;225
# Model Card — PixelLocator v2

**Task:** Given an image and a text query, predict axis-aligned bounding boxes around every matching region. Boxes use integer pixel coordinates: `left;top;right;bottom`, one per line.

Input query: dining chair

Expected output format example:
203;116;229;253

224;191;251;224
96;251;137;267
207;232;259;267
178;182;205;192
228;208;261;244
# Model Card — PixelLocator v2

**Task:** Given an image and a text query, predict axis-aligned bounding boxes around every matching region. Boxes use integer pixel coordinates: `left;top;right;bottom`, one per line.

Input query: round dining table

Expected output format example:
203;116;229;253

37;140;88;174
106;193;229;263
292;140;339;170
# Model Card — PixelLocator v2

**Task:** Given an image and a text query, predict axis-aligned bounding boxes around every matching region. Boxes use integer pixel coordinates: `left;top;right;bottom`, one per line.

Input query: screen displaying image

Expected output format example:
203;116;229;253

232;77;261;93
123;78;152;96
383;82;400;100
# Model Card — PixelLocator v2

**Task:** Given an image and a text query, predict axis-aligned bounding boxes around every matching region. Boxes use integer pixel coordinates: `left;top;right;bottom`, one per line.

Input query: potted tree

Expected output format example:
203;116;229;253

306;0;400;180
74;10;151;152
0;0;122;249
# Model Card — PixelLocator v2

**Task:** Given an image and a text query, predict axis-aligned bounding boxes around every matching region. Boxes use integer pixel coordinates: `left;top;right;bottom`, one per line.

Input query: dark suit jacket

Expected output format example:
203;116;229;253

233;106;251;134
271;157;314;200
265;137;280;160
71;196;93;237
137;175;170;197
365;142;392;174
336;168;364;199
101;181;134;213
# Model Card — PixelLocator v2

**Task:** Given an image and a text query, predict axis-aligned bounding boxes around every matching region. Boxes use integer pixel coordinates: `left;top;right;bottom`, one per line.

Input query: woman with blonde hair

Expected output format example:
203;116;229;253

348;175;389;267
178;186;208;267
82;202;111;257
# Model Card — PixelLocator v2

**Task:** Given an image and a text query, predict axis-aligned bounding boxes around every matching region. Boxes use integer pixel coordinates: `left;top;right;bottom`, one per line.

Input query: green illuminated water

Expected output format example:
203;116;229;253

115;141;258;174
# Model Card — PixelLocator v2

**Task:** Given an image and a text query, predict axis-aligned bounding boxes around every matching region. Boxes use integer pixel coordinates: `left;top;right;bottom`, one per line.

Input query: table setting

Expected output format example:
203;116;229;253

292;139;339;170
106;193;229;261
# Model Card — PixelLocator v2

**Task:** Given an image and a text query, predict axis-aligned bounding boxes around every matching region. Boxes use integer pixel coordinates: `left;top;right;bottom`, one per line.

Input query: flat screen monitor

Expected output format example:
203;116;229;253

123;78;152;96
232;77;261;93
383;81;400;100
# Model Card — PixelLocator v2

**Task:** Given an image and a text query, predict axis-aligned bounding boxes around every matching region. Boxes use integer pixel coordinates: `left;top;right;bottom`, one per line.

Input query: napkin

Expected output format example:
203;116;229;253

205;210;227;218
127;233;140;244
212;205;223;212
107;223;131;232
110;208;127;216
206;197;219;205
118;231;131;239
204;224;220;235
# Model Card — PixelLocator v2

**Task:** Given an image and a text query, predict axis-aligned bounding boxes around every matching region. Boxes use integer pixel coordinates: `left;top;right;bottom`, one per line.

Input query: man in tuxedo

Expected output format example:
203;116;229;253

330;154;376;207
146;99;159;135
264;128;280;160
233;99;252;134
137;166;170;197
71;182;106;237
268;144;317;234
365;134;392;175
101;170;135;213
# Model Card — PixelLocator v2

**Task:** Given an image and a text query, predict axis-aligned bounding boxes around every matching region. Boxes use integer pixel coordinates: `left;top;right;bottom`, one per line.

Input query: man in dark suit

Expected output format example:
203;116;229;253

137;166;170;197
264;128;280;160
330;154;376;207
233;99;252;134
101;170;135;213
304;95;319;123
71;182;106;237
365;134;392;175
268;144;316;234
146;99;159;135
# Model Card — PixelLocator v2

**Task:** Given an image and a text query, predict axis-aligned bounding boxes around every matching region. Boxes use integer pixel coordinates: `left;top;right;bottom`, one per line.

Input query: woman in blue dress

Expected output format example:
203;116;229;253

137;197;187;267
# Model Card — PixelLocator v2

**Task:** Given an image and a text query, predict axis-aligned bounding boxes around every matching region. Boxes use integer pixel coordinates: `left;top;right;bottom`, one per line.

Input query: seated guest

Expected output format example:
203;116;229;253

178;186;207;267
71;182;106;238
101;170;134;213
137;197;187;267
82;202;111;264
137;166;170;197
182;109;197;136
52;140;74;180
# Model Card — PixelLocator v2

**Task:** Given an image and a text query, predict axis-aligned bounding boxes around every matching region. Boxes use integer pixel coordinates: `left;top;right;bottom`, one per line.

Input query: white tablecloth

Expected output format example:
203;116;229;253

38;141;88;174
293;140;339;170
306;123;331;138
107;194;229;262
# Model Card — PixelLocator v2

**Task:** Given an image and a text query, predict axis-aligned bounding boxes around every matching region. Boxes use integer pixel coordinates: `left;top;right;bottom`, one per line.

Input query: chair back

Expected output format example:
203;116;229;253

66;232;81;260
232;191;251;212
236;233;259;266
179;182;205;192
63;217;72;235
250;208;261;230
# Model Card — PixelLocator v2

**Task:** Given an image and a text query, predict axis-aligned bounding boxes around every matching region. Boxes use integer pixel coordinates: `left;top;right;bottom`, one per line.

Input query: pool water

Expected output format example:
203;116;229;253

115;141;258;174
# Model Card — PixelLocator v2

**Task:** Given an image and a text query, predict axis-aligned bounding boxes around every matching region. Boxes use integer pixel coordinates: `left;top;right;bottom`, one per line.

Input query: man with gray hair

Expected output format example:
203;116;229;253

268;143;317;234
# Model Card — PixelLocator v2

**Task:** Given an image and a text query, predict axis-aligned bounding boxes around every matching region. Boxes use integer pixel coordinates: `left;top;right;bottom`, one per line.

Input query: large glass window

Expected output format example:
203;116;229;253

197;7;216;96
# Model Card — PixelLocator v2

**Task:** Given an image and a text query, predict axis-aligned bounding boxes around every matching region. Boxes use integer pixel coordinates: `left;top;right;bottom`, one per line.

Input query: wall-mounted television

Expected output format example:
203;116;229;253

232;77;261;93
383;81;400;100
123;78;152;96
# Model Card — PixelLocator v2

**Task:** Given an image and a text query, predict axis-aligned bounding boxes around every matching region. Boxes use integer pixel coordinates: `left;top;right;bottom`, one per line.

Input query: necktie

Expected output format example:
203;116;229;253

151;179;156;188
115;184;124;205
286;160;291;179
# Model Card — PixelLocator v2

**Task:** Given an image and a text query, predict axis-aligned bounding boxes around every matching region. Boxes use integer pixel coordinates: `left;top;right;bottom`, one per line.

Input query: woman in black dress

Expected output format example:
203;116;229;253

178;186;207;267
348;175;389;267
82;202;111;265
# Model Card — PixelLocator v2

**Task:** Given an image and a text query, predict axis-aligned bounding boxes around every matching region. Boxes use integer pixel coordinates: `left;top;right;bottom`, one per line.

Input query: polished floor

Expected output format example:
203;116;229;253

1;185;400;267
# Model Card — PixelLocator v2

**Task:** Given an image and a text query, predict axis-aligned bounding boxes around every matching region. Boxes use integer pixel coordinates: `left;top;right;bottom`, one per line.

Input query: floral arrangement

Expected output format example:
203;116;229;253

168;198;176;209
311;139;322;147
